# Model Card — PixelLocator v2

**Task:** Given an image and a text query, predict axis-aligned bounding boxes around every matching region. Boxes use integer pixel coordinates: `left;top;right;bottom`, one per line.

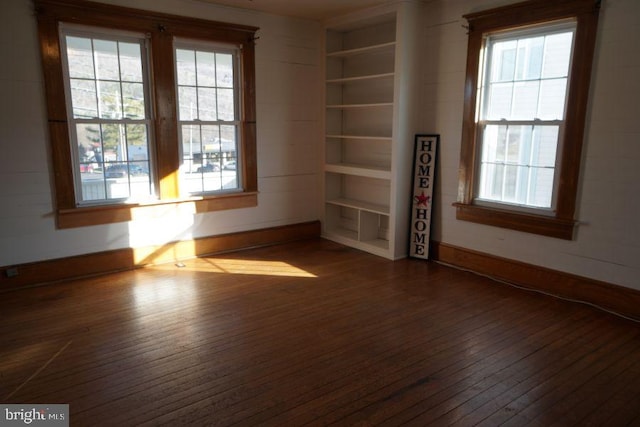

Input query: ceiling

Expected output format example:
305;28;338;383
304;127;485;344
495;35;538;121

194;0;397;21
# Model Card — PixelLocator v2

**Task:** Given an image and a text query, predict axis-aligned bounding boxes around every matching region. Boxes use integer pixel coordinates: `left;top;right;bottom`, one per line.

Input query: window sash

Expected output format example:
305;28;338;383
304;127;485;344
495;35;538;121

474;21;576;212
60;26;155;206
174;41;242;195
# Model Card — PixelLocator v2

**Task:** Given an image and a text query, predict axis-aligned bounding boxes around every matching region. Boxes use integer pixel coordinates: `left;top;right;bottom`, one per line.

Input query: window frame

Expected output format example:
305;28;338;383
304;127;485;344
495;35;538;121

455;0;600;240
476;21;576;212
174;39;243;196
35;0;258;229
60;25;157;206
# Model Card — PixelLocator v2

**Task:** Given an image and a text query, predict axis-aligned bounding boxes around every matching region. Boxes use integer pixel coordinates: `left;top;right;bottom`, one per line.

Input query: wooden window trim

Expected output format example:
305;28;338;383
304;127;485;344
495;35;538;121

35;0;258;228
455;0;600;240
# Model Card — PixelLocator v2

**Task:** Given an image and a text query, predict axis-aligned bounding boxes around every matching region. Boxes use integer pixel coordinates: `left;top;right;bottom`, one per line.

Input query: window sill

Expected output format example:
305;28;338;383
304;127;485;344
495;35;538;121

57;192;258;229
453;202;576;240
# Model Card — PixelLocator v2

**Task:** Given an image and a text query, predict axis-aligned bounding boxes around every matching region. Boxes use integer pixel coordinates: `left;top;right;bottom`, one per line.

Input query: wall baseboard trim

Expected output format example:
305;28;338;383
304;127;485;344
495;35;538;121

0;220;321;291
432;241;640;322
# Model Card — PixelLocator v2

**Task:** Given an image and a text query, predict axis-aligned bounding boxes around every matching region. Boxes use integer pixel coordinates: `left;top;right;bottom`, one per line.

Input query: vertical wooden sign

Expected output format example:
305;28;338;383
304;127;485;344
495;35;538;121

409;134;438;259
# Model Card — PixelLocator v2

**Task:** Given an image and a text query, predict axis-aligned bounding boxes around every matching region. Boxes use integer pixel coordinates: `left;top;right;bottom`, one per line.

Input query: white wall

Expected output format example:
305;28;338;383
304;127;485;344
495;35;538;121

0;0;322;266
2;0;638;292
420;0;640;290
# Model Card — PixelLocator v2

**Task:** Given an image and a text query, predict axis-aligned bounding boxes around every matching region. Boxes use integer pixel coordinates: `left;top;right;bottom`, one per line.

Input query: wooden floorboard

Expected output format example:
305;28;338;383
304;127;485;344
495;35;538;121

1;238;639;426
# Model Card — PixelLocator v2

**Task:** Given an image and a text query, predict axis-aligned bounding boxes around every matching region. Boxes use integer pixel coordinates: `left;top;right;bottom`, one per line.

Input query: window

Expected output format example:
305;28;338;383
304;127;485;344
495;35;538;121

175;42;241;195
61;28;154;204
35;0;258;228
477;22;574;209
455;0;600;239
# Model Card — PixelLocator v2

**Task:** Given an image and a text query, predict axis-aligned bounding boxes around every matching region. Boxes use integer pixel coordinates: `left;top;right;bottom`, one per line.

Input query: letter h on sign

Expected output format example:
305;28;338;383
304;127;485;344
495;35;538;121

409;134;438;259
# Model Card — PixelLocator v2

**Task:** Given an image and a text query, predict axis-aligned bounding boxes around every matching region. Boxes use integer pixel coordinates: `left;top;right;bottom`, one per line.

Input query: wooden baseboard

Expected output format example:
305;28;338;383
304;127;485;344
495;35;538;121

432;241;640;321
0;220;321;291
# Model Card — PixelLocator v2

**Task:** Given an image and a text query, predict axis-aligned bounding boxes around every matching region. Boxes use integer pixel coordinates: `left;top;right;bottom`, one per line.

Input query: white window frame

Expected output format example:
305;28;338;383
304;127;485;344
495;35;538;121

474;21;577;215
174;38;242;196
59;24;156;206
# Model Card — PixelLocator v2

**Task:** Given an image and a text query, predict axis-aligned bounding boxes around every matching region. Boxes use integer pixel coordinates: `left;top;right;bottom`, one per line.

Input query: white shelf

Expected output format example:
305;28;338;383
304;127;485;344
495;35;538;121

326;197;390;215
326;134;392;141
326;103;393;109
325;162;390;179
326;72;394;84
326;41;396;58
324;226;359;242
361;238;390;250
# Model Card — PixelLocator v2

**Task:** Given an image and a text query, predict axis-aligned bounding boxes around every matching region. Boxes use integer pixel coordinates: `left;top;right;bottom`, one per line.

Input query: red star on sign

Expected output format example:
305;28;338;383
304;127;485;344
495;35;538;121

414;191;430;207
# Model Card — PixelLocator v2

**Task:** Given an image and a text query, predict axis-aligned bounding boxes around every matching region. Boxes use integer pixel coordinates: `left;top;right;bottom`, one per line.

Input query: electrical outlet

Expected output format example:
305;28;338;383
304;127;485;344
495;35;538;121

5;267;19;278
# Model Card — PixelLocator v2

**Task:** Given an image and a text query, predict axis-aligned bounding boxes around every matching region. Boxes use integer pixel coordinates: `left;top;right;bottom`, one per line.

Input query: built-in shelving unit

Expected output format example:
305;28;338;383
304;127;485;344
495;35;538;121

322;1;421;259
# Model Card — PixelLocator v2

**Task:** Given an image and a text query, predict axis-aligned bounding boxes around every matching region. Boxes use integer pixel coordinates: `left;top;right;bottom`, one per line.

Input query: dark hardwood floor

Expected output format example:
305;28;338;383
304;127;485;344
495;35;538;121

1;239;639;426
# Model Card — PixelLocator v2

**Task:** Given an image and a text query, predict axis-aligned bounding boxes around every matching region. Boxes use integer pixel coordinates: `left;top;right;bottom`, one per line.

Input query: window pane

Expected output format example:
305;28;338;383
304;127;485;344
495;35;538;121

101;124;123;161
180;124;203;193
76;124;100;156
122;82;145;119
511;81;540;120
490;40;516;82
481;125;507;163
70;79;98;118
196;51;216;87
198;87;217;121
178;86;197;120
66;36;94;79
217;88;235;120
542;32;573;78
537;78;567;120
531;126;559;167
220;125;237;156
104;162;130;198
487;83;513;120
201;125;224;193
119;42;143;82
516;36;544;80
98;80;122;119
128;161;152;198
176;49;196;86
528;167;554;207
479;162;504;201
216;53;234;87
201;125;219;153
94;39;119;81
503;165;518;202
221;125;238;190
126;124;149;161
181;124;202;165
506;125;533;165
76;123;103;186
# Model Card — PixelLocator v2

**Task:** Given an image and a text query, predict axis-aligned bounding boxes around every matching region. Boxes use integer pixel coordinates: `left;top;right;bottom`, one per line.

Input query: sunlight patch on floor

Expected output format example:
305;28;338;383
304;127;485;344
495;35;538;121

151;258;317;278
